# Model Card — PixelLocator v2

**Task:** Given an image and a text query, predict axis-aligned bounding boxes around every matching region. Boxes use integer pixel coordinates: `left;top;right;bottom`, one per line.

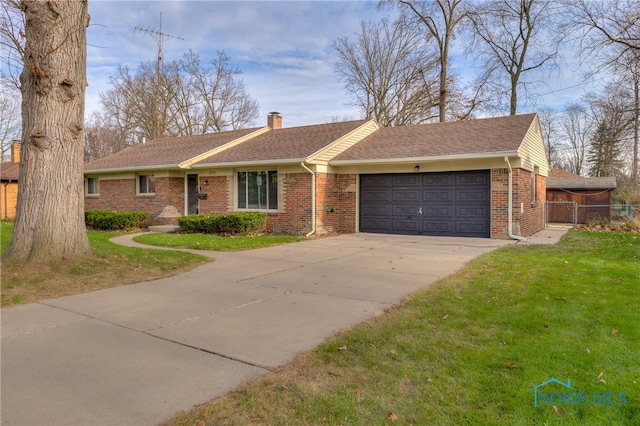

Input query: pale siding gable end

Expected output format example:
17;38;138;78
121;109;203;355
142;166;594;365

308;120;379;164
517;115;549;176
179;127;271;169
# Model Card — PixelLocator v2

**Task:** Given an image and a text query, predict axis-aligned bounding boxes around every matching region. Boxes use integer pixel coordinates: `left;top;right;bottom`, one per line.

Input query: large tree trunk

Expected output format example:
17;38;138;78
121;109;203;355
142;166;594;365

4;0;91;263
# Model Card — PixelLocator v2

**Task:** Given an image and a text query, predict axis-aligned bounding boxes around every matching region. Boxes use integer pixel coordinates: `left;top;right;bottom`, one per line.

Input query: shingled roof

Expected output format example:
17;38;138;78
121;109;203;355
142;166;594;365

193;120;369;166
85;127;263;172
0;162;20;181
547;176;617;190
331;113;537;163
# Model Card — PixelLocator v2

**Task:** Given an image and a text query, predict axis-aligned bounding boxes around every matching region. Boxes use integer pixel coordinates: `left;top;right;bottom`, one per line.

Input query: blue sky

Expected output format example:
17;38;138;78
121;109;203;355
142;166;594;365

85;0;594;128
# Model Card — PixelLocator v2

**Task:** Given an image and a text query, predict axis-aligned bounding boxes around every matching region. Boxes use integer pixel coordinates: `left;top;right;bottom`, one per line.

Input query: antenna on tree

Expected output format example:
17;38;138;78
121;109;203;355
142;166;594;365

134;12;184;139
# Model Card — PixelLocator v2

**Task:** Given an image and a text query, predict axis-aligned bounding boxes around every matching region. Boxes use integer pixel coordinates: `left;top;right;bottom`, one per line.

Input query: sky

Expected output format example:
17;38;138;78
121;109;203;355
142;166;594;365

85;0;593;129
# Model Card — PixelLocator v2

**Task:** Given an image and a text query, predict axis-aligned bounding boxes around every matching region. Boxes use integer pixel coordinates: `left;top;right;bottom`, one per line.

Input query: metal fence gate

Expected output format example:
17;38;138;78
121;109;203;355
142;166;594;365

546;202;639;226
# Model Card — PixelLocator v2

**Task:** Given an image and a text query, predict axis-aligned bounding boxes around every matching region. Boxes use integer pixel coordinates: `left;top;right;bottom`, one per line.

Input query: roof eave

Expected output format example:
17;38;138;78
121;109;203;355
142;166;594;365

190;158;305;169
329;150;519;166
84;164;180;174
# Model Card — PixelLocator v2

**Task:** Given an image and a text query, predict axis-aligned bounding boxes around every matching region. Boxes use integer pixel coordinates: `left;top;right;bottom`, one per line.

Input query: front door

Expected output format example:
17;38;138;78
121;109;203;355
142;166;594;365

186;174;199;215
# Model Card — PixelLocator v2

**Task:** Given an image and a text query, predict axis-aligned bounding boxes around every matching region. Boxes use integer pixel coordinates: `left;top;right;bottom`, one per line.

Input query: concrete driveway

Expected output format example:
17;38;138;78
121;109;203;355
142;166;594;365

1;233;515;425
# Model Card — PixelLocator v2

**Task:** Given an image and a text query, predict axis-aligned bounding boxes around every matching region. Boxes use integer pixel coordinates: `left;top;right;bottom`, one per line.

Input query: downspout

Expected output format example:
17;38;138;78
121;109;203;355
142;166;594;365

301;162;316;237
504;157;528;242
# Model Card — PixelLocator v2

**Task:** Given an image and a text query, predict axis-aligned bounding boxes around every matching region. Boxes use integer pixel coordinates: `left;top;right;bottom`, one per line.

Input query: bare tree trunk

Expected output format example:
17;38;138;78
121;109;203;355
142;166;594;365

5;0;91;263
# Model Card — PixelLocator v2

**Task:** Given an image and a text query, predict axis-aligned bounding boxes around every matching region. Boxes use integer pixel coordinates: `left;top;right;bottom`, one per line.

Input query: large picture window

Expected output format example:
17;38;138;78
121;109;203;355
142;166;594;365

237;170;278;210
138;174;155;195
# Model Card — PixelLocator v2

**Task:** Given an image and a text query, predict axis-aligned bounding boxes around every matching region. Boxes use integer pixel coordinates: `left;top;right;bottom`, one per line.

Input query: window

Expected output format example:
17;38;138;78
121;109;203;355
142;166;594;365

531;168;538;205
138;174;155;195
237;170;278;210
86;177;99;195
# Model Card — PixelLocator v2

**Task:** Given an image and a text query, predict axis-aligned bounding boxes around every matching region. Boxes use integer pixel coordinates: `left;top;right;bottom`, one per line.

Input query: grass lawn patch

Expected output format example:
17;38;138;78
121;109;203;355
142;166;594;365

168;231;640;426
1;221;209;307
133;232;303;251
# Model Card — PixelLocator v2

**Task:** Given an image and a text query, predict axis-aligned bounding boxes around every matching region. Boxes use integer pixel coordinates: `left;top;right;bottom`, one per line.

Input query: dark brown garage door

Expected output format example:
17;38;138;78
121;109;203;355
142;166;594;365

359;171;490;237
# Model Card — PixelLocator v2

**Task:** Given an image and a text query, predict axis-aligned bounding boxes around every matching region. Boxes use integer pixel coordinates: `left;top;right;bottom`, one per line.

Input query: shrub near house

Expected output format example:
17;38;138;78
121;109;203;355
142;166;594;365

178;212;267;236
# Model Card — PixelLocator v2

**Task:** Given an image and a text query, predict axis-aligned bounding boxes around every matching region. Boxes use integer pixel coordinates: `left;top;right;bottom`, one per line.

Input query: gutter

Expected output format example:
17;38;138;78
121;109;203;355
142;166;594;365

300;162;316;237
504;157;528;242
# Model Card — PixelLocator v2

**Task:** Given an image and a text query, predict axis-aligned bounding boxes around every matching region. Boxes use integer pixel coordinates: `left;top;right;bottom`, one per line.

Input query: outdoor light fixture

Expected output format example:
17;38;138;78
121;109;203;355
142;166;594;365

203;179;209;185
414;165;420;172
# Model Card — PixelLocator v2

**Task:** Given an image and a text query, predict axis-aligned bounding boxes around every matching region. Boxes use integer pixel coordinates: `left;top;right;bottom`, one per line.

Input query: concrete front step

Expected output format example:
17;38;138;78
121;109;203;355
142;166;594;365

148;225;181;233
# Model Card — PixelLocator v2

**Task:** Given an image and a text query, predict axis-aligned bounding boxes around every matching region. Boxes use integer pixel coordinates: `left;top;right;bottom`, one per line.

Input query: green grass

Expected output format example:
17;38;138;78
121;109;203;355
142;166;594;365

1;221;209;306
168;231;640;426
1;222;304;307
133;232;303;251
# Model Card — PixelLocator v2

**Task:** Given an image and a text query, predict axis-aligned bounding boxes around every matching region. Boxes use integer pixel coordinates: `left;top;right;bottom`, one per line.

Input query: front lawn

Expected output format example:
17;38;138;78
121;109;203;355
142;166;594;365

1;221;209;306
133;232;303;251
168;231;640;425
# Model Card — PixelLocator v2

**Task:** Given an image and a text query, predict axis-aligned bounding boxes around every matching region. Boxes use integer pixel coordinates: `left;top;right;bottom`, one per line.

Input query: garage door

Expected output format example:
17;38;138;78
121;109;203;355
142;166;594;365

359;171;490;237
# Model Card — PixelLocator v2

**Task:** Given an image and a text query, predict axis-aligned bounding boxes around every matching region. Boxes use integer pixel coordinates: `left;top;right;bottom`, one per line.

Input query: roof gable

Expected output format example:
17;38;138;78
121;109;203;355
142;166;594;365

85;127;263;172
193;120;370;166
331;114;538;163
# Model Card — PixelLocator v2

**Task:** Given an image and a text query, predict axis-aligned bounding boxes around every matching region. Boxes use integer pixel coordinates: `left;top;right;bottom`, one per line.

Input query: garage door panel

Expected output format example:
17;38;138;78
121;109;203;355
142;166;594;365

456;205;489;218
423;189;453;202
362;204;391;216
361;175;392;187
392;205;421;216
392;219;420;233
423;205;453;218
392;189;420;202
456;221;489;236
456;189;489;202
392;175;421;187
423;174;454;186
361;217;391;231
456;172;489;186
362;189;392;202
422;220;454;234
360;171;490;237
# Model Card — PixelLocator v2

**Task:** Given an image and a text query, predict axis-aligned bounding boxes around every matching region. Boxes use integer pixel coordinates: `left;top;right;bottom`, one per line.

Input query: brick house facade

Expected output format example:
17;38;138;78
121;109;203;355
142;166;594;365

85;113;549;239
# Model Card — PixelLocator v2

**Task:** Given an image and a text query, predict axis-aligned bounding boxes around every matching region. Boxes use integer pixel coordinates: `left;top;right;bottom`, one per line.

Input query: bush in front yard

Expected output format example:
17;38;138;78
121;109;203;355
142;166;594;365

85;210;150;231
178;212;267;236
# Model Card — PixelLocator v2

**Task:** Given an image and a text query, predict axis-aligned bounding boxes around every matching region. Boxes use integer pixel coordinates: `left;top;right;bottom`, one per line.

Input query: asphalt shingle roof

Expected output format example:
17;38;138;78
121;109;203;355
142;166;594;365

0;162;20;181
547;177;617;190
332;113;537;161
194;120;369;165
85;128;262;171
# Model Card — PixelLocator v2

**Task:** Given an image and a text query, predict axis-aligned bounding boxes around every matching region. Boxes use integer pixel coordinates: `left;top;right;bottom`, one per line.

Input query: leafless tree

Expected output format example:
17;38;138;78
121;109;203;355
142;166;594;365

0;89;21;161
468;0;560;115
5;0;91;263
386;0;468;123
558;103;592;176
333;18;440;126
563;0;639;56
0;0;24;90
99;50;259;144
537;106;562;169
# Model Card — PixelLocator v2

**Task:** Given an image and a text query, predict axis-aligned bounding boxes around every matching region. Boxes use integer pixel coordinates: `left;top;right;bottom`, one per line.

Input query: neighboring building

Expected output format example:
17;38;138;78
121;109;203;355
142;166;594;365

84;113;549;239
546;168;617;223
1;142;21;220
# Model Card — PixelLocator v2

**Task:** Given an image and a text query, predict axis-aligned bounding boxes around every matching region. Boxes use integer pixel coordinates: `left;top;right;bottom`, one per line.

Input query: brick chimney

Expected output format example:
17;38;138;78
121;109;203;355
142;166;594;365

267;112;282;129
11;141;20;163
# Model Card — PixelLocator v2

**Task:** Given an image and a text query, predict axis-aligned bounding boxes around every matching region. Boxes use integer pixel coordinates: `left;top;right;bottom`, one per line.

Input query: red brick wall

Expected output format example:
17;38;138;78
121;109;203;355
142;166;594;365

316;173;357;234
490;168;545;238
263;172;312;234
198;175;229;213
84;177;184;225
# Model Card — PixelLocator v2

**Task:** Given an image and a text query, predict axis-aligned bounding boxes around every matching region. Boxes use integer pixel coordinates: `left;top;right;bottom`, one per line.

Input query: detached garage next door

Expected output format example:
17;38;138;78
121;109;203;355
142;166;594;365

359;171;490;237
